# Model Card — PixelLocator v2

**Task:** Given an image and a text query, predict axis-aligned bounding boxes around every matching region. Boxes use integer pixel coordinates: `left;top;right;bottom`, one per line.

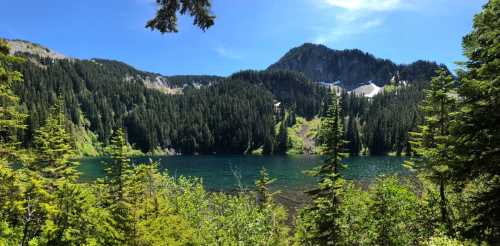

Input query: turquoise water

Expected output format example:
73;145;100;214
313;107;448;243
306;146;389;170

79;155;408;191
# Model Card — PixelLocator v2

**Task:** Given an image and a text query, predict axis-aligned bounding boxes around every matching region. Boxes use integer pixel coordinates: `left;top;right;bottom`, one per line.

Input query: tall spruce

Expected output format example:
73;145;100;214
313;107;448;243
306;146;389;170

275;119;289;154
300;90;347;245
449;0;500;242
103;127;135;243
0;40;28;245
408;68;456;234
32;98;78;183
0;39;27;165
104;128;133;201
345;116;361;156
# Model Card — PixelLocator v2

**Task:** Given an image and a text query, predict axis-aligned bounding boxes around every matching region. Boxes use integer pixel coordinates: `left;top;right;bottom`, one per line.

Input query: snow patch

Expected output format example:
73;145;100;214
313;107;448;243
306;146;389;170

351;82;383;98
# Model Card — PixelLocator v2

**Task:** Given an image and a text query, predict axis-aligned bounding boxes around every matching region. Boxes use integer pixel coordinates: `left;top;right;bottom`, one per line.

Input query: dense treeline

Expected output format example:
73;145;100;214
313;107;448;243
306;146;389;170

125;80;276;154
7;43;439;157
340;72;451;156
10;57;281;154
9;56;326;155
165;75;224;87
231;70;328;119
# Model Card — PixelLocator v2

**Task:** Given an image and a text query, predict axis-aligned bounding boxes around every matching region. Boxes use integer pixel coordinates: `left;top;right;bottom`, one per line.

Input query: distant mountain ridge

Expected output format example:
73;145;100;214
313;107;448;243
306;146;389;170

5;38;446;93
268;43;447;90
3;38;223;94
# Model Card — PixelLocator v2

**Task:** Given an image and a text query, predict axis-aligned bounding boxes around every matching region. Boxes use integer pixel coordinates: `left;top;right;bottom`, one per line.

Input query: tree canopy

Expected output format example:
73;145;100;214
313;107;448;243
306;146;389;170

147;0;216;33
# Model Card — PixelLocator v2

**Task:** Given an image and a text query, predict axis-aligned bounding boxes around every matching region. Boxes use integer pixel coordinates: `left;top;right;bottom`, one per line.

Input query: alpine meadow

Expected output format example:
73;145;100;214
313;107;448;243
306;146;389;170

0;0;499;245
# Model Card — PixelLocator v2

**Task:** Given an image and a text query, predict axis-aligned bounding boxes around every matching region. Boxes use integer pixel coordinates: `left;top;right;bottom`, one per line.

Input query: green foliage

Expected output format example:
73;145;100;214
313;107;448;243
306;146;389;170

275;119;289;154
345;116;361;156
297;91;347;245
255;167;279;207
336;183;373;245
0;39;27;165
12;57;277;154
43;181;118;245
408;68;457;235
447;0;500;242
32;98;79;183
1;1;499;244
339;83;429;156
369;177;433;245
231;70;328;119
146;0;215;33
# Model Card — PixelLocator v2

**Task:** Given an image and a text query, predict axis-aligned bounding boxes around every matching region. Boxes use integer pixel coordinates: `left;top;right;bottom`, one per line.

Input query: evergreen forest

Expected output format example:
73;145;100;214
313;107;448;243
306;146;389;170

0;0;499;245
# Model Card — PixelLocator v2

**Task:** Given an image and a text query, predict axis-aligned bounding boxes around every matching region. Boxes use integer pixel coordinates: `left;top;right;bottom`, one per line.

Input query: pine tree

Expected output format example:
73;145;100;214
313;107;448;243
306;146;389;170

275;119;288;154
45;181;119;245
299;90;347;245
0;39;27;165
103;127;135;244
0;40;29;244
255;167;278;208
32;98;78;184
146;0;215;33
408;68;456;234
449;0;500;242
104;128;133;202
345;116;361;156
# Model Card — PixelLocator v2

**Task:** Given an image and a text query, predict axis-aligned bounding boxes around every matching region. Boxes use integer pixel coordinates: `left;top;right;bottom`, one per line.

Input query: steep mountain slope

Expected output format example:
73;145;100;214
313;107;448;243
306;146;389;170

268;43;446;90
230;70;328;119
3;38;326;155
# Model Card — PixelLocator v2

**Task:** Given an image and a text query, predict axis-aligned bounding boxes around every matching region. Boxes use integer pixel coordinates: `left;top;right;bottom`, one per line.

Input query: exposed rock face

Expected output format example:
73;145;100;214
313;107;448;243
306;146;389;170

5;39;68;59
268;43;446;90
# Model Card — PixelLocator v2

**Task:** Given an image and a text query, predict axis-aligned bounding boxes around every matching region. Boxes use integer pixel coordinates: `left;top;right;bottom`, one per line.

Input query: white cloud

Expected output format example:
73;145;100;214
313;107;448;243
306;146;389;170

323;0;403;11
314;18;383;44
312;0;416;43
214;47;242;60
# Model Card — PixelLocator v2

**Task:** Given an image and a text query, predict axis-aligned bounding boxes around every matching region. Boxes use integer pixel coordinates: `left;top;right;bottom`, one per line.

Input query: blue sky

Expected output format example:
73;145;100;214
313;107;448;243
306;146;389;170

0;0;487;76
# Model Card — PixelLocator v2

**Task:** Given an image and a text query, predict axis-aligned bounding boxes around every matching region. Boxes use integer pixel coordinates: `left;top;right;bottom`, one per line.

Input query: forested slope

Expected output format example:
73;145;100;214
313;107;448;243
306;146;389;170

8;50;326;155
6;39;449;156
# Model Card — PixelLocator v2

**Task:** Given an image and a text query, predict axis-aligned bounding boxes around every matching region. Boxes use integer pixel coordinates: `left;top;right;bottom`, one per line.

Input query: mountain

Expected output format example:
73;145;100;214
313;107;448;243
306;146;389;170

5;39;223;95
3;38;326;155
4;38;446;156
6;39;68;59
268;43;447;90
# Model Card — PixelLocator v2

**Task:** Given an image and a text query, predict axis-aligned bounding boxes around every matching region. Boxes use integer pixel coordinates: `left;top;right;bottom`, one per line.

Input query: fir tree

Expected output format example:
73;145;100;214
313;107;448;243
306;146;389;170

146;0;215;33
0;39;27;165
255;167;278;208
449;0;500;242
345;116;361;156
103;127;135;244
104;128;133;202
275;119;289;154
0;40;29;243
408;68;456;235
32;98;78;184
299;90;347;245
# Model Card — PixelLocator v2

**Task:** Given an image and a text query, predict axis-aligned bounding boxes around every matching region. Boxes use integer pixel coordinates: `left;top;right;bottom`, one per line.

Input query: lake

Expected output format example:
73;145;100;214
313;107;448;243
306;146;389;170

79;155;409;191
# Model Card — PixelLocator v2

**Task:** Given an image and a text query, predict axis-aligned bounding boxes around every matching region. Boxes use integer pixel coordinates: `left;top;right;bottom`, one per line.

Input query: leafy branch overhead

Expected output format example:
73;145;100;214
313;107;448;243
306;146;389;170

146;0;216;33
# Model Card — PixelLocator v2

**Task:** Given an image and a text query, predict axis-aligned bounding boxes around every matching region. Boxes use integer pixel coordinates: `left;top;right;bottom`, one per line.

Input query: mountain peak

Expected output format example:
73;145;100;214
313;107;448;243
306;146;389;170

268;43;444;90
